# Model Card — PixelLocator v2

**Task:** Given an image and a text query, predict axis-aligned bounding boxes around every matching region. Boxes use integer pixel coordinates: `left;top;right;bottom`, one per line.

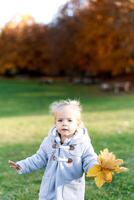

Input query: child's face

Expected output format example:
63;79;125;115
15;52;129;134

55;106;80;139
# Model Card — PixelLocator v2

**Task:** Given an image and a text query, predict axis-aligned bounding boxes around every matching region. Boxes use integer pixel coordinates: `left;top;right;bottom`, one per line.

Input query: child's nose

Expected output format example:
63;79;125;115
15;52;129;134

63;120;68;125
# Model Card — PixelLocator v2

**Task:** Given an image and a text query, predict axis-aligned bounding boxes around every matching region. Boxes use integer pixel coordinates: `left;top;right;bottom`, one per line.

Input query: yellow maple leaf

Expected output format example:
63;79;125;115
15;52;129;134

86;165;101;177
95;171;105;188
86;148;128;188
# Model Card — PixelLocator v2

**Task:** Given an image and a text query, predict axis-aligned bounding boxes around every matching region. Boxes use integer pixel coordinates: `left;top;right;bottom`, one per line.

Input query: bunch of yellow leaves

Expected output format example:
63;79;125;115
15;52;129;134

86;148;128;188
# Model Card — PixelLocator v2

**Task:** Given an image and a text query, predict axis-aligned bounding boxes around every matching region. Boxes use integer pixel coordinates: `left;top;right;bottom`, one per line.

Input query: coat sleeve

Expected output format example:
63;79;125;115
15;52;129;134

16;137;48;174
82;129;98;173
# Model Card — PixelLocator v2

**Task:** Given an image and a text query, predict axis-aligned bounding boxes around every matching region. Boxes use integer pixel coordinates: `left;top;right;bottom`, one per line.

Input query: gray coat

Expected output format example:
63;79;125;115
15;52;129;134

17;127;98;200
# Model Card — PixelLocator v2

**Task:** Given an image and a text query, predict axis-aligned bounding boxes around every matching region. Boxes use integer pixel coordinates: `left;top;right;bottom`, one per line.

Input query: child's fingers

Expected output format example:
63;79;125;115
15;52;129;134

8;160;21;170
8;160;16;165
8;160;16;167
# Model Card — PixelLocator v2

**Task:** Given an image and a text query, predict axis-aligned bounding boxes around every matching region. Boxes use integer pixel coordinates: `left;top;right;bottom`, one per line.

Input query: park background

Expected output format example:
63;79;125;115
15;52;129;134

0;0;134;199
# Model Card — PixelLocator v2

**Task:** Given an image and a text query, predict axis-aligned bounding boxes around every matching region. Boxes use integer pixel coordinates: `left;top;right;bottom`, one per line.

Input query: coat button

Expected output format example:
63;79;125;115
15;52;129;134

53;155;57;160
67;158;73;163
69;145;75;150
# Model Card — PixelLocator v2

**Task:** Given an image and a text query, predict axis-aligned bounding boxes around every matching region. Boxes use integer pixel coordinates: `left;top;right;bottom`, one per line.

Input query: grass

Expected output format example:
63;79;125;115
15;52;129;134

0;79;134;200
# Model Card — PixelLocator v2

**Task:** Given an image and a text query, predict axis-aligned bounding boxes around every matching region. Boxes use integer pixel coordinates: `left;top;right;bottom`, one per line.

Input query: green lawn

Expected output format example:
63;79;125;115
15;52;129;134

0;79;134;200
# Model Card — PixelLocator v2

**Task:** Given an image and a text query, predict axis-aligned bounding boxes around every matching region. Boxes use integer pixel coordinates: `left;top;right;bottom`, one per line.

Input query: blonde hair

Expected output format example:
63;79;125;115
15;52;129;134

49;99;83;126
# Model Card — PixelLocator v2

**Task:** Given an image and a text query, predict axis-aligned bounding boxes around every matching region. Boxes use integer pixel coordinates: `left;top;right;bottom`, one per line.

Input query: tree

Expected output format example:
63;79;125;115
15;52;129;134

0;15;51;76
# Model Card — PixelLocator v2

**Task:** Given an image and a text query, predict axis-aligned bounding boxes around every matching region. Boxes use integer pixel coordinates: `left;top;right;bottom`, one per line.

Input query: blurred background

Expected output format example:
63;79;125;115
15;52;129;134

0;0;134;199
0;0;134;80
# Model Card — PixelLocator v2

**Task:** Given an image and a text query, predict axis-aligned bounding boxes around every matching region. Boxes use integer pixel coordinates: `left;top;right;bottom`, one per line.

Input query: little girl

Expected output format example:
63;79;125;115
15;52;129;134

9;100;98;200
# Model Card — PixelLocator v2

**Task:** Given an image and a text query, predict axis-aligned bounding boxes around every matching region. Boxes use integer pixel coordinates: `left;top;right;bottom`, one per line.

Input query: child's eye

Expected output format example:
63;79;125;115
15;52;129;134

68;119;72;122
58;119;62;122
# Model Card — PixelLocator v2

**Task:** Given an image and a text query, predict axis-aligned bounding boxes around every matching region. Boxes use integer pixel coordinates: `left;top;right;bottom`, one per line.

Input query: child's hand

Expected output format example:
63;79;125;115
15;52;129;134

8;160;21;171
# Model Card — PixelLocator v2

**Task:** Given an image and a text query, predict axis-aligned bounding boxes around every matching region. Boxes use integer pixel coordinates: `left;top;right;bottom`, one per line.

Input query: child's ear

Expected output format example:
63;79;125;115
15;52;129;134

77;119;81;127
77;119;83;127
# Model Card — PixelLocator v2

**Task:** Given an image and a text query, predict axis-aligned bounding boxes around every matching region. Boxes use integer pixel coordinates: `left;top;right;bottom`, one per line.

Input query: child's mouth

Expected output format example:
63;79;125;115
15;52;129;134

62;129;68;131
